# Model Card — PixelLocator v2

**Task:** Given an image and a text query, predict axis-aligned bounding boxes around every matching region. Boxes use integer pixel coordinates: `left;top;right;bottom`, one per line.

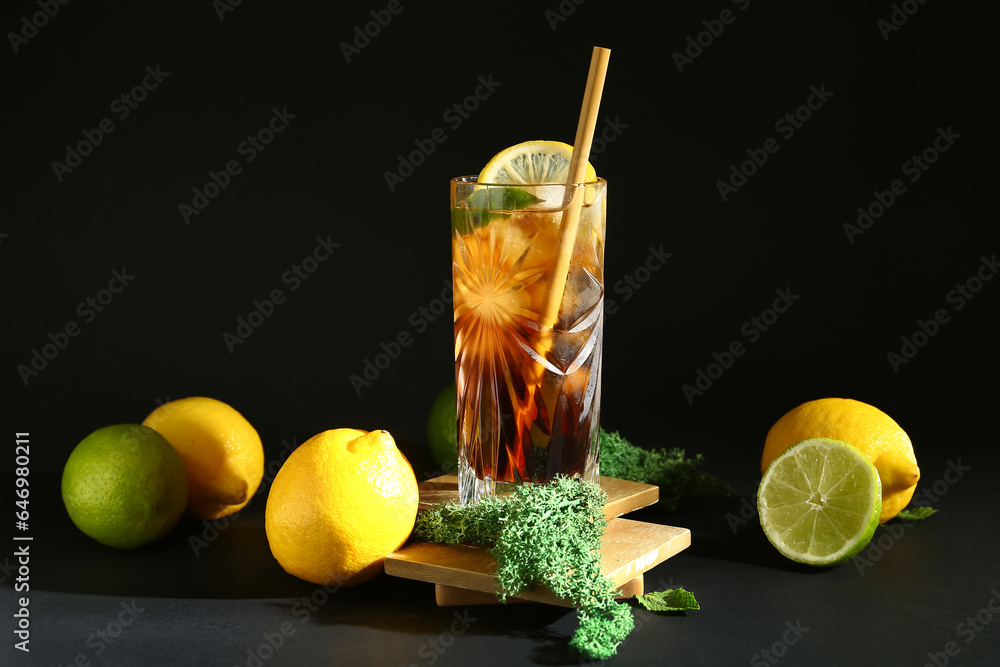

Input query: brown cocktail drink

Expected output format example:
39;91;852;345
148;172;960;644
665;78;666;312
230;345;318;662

451;148;606;503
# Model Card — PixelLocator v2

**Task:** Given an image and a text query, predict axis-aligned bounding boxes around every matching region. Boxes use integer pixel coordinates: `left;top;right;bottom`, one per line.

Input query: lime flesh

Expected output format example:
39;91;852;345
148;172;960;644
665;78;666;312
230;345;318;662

757;437;882;566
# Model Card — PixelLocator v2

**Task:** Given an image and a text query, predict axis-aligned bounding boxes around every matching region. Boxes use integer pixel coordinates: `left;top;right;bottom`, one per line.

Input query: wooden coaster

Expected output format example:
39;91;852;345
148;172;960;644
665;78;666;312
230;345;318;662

384;476;691;607
434;573;645;607
414;474;660;520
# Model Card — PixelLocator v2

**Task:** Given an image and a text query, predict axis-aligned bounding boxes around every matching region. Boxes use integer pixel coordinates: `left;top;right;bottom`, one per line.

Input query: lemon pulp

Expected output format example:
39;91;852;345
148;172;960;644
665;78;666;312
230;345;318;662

478;140;597;184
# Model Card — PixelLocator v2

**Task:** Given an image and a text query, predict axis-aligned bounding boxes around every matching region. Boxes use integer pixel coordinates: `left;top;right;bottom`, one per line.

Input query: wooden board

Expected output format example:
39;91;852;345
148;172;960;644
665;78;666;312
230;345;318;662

434;574;645;607
385;518;690;607
415;474;660;520
385;476;690;608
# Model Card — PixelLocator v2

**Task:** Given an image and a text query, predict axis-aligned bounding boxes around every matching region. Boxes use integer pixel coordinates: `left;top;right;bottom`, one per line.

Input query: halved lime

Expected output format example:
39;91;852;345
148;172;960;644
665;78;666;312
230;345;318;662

757;437;881;566
478;140;597;184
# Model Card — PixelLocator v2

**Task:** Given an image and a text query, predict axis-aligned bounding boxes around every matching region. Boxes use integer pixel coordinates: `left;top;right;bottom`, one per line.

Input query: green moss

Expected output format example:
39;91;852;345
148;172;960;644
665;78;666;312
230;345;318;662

413;476;633;660
599;429;735;510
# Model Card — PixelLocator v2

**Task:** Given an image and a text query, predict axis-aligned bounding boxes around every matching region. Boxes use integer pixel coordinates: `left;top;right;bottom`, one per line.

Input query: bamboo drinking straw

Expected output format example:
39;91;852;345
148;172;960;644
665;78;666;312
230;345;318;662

539;46;610;334
515;46;610;451
539;46;610;343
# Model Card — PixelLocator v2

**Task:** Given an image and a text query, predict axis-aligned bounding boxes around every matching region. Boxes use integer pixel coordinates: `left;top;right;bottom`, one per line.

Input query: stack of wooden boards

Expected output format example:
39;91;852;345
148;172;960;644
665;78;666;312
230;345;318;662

384;475;691;607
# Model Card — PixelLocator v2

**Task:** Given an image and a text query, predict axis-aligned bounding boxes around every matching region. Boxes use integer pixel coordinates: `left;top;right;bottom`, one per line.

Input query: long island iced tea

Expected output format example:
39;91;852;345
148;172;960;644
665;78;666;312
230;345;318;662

450;177;606;504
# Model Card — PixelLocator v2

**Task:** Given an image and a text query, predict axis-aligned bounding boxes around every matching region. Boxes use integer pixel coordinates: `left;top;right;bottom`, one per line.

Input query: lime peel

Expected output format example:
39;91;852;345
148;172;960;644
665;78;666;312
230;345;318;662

757;437;882;567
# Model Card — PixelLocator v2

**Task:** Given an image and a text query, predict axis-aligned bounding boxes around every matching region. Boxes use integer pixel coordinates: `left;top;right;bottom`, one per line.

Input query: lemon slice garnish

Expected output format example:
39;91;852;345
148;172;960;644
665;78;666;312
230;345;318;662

478;140;597;184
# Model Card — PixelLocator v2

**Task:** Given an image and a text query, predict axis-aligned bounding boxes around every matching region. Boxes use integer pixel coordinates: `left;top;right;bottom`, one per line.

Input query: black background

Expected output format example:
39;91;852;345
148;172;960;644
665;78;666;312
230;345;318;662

2;1;998;665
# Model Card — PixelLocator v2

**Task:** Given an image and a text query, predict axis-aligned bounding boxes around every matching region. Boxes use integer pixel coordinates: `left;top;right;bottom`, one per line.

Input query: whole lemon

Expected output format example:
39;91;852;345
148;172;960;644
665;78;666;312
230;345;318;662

265;428;419;587
62;424;188;549
142;396;264;520
762;398;920;523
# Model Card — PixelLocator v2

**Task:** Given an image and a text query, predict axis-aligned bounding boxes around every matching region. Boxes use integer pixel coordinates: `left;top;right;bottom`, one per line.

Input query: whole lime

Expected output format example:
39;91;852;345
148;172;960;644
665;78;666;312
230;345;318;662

427;383;458;474
62;424;188;549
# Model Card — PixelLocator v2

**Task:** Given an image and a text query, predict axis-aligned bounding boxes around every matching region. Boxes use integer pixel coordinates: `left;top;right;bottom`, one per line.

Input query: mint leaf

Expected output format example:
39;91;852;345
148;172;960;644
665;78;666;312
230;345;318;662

895;506;938;521
467;186;543;212
635;588;700;612
453;187;544;234
451;206;476;234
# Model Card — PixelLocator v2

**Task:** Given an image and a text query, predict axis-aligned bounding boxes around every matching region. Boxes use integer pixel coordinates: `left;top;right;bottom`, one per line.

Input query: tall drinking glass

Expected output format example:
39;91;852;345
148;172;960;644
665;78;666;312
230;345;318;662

450;177;607;504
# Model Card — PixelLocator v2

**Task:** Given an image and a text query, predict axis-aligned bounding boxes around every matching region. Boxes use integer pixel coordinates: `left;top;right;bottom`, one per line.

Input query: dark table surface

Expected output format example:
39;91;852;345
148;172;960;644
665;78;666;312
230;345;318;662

3;0;998;665
6;436;1000;667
